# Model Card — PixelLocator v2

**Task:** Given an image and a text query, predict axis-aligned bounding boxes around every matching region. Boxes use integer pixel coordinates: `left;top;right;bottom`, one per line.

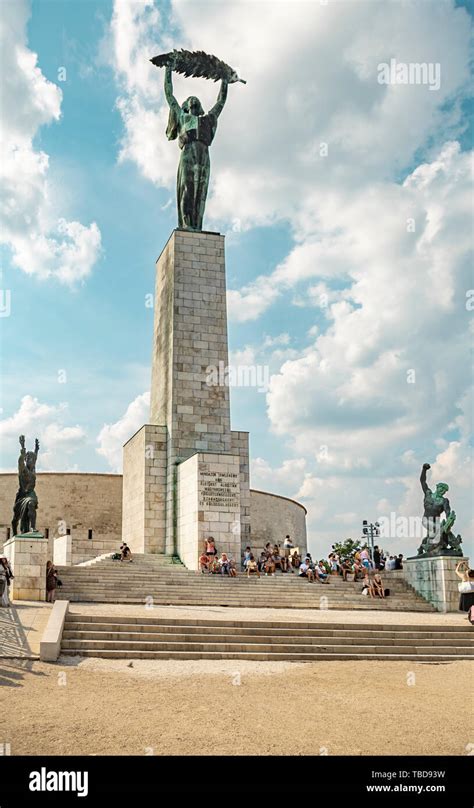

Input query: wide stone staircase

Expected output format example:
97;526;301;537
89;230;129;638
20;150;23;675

55;554;435;612
60;613;474;661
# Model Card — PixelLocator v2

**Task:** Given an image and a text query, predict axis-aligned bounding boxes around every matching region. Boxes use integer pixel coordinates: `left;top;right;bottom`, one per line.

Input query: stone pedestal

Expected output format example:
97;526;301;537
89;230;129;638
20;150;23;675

405;555;469;612
3;532;48;601
177;452;241;570
123;229;250;563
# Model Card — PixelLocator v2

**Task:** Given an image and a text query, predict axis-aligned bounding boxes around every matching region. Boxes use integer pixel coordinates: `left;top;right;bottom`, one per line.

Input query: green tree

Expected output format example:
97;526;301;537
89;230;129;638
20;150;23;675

331;539;362;560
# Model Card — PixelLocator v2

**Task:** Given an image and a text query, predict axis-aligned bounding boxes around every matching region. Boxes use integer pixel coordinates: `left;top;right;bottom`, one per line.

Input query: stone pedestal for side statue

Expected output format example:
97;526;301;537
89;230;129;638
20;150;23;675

405;555;469;612
3;531;48;601
122;229;250;569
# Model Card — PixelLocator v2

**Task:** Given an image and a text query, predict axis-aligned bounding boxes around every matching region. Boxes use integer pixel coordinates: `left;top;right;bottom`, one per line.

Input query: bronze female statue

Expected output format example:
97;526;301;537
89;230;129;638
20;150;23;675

150;49;245;231
164;65;228;231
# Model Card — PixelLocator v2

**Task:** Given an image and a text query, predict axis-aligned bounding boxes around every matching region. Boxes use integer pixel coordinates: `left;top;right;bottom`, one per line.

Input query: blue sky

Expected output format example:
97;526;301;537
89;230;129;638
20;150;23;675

1;0;473;557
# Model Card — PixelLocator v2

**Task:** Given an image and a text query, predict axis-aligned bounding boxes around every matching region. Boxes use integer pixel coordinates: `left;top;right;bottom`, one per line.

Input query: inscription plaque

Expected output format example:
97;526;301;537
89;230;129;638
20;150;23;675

199;469;239;510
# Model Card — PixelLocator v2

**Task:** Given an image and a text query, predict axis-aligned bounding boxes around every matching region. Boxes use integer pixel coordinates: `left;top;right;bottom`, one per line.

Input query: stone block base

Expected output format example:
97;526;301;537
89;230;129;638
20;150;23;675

3;532;48;601
122;424;167;554
177;452;241;570
405;555;469;612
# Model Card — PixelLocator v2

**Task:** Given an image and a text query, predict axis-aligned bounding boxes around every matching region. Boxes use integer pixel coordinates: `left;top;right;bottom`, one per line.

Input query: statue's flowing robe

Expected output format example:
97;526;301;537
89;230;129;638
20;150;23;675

175;112;218;230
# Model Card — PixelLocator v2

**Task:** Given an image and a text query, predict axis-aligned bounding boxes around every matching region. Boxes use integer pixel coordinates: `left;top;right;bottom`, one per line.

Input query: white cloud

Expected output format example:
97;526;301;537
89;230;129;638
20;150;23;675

0;395;86;471
263;333;290;348
109;0;176;187
105;1;472;557
227;274;282;323
0;0;101;283
250;457;306;497
267;144;472;450
96;391;150;472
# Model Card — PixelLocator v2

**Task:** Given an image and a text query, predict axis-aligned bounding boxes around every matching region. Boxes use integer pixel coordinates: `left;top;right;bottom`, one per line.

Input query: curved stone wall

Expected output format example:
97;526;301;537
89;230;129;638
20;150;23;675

0;473;122;565
249;489;307;556
0;473;307;564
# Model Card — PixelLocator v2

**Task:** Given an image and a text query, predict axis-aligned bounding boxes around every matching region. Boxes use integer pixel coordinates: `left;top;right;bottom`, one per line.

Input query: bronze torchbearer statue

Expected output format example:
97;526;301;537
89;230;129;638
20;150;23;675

150;49;245;231
11;435;39;536
417;463;463;557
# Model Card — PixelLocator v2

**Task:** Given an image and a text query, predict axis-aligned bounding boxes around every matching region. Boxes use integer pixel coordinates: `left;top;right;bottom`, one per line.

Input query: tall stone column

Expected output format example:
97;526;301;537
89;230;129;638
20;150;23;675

122;228;251;565
150;229;234;555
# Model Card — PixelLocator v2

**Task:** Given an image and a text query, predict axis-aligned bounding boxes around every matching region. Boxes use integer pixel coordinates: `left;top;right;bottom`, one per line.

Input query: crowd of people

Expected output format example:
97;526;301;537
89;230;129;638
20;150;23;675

199;538;237;576
194;538;409;599
326;545;406;598
198;536;331;583
2;535;473;621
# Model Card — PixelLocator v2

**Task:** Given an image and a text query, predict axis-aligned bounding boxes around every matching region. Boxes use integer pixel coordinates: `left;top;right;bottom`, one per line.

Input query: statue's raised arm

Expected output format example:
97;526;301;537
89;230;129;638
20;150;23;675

420;462;431;494
18;434;26;473
209;79;228;119
164;65;180;117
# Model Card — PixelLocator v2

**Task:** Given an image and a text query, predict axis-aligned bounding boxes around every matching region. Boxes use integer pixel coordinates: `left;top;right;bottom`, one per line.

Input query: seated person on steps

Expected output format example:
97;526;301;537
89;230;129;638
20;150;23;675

246;554;260;578
120;542;133;563
199;552;211;573
299;557;315;582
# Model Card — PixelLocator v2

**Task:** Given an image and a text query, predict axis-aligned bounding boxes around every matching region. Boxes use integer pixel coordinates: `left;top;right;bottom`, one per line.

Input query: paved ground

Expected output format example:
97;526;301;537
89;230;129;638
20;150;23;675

1;655;471;756
1;601;471;756
0;602;51;658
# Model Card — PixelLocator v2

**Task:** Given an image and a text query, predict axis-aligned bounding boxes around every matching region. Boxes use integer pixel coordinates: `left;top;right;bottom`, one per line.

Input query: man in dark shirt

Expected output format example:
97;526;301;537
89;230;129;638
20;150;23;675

373;545;381;569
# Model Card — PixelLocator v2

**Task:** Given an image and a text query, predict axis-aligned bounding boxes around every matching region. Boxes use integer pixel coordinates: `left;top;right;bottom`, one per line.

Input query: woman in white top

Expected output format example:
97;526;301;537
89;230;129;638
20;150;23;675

455;561;474;613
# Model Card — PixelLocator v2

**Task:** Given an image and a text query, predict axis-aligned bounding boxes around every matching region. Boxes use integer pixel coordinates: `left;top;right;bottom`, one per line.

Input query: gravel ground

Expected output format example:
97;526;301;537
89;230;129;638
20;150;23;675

1;656;471;756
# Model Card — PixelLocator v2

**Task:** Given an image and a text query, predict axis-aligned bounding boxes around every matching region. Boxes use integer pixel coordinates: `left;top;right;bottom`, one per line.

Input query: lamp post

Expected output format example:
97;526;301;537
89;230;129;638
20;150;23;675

362;520;380;563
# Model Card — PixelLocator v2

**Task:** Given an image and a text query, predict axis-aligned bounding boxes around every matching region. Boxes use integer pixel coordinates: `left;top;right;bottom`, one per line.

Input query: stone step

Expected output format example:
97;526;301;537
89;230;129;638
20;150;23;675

60;635;472;654
57;574;412;583
61;613;472;661
55;560;434;611
58;579;412;592
62;629;474;649
60;647;472;662
64;615;471;633
57;585;418;598
59;589;418;600
55;575;419;588
58;596;427;610
60;596;426;608
57;584;420;596
57;586;426;599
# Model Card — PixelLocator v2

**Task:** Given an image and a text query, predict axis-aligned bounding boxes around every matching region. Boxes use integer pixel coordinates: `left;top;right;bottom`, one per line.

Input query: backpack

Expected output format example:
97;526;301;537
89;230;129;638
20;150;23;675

384;588;390;597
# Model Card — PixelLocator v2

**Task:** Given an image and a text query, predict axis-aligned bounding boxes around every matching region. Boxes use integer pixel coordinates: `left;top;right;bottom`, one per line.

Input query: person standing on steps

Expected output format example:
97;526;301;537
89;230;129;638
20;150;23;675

46;561;58;603
373;545;381;570
205;537;217;556
0;558;13;606
455;560;474;615
283;535;294;572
